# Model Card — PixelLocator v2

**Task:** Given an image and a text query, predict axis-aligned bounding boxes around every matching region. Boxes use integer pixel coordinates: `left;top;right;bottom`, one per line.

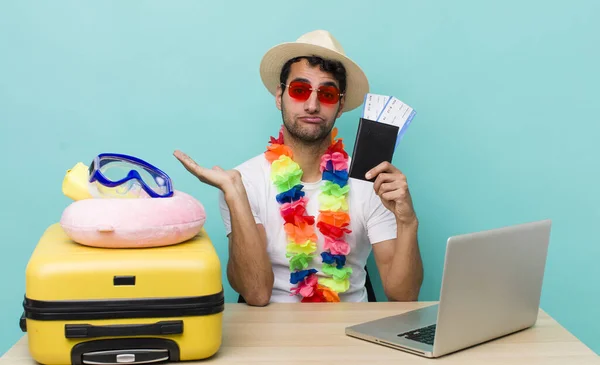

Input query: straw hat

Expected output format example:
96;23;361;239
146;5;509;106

259;30;369;112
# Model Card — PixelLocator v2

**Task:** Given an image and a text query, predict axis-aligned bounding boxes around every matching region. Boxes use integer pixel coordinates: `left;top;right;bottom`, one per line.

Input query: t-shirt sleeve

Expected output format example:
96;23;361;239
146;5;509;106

365;190;398;244
218;171;263;236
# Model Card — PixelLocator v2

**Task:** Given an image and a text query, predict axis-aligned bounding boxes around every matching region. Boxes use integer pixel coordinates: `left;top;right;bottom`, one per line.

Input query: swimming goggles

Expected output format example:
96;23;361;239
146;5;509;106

88;153;174;198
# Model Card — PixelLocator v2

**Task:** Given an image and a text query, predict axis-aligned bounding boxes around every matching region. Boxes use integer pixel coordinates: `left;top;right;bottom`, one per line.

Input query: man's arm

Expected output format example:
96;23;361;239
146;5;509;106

172;150;273;307
372;219;423;301
366;161;424;301
224;183;274;306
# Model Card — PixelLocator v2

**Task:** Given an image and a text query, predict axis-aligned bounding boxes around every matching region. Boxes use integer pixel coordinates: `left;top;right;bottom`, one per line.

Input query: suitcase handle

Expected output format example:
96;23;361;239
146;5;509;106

70;338;180;365
20;311;27;332
65;320;183;339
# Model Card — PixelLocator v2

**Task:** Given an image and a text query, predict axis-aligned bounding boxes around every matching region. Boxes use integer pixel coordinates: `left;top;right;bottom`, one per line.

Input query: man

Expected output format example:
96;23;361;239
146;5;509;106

174;30;423;306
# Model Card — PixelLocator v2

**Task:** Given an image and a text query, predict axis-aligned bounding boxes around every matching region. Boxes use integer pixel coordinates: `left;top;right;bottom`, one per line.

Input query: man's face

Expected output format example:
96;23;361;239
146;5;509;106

276;59;345;144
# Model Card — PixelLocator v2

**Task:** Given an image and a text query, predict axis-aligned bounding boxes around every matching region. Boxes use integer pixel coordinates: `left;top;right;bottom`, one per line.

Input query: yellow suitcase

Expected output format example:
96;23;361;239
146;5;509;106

20;223;224;365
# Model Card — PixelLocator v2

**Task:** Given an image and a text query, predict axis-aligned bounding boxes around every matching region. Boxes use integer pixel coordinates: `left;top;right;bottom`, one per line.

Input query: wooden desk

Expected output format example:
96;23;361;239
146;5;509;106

2;302;597;364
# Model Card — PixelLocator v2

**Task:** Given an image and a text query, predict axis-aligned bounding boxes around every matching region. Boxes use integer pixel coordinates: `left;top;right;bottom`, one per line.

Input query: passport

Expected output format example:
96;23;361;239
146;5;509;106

348;118;399;182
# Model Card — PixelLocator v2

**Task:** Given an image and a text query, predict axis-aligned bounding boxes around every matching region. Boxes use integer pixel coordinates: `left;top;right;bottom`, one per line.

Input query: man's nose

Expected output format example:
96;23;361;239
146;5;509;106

304;90;320;113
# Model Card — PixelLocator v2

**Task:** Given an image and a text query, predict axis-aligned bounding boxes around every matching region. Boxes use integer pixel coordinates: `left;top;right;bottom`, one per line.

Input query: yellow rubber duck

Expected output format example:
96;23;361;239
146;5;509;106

62;162;92;201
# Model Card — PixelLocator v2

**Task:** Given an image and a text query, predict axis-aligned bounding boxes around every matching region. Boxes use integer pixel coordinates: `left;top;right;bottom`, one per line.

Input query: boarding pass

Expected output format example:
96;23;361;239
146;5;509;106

362;93;417;147
362;93;390;121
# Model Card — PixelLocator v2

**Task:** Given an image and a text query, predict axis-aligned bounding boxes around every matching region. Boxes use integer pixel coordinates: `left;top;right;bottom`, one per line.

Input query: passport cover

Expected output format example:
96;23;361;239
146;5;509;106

348;118;399;182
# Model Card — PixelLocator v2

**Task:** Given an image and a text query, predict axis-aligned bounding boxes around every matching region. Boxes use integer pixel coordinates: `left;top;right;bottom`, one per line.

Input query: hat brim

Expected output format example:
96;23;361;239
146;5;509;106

259;42;369;112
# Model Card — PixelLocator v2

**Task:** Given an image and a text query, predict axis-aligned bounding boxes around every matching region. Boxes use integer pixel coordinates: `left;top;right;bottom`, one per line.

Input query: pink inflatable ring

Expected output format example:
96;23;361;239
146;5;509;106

60;190;206;248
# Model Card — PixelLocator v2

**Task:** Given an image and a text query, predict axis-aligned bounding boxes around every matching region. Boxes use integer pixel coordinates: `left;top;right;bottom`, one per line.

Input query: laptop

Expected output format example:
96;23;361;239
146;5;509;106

345;219;552;358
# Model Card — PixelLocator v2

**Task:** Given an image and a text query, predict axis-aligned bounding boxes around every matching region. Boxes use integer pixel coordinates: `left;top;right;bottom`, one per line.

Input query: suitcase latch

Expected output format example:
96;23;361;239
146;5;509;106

116;353;135;363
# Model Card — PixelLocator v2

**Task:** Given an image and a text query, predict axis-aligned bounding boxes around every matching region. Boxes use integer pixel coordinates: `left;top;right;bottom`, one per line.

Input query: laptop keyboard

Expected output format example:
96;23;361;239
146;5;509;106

398;324;436;345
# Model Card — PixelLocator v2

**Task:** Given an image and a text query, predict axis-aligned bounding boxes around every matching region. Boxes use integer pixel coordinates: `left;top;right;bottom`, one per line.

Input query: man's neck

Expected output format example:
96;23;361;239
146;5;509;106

283;130;330;183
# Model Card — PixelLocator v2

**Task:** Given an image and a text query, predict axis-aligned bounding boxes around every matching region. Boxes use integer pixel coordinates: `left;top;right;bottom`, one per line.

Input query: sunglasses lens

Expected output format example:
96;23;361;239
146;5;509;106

288;81;311;101
316;85;340;104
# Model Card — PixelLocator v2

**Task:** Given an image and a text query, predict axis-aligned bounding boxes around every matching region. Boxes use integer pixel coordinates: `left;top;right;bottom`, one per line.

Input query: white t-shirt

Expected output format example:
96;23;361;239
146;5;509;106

218;153;397;302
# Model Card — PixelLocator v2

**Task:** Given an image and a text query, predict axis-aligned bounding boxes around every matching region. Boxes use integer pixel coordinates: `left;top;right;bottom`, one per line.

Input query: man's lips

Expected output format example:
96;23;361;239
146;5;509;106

299;116;324;124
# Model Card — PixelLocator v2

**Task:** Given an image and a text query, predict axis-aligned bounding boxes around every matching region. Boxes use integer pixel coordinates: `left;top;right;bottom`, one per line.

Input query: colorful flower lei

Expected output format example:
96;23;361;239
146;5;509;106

265;126;352;302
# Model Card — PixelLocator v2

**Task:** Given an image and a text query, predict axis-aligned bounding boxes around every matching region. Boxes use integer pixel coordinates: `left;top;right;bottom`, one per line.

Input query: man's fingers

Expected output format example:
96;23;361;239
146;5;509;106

365;161;400;180
174;150;195;168
173;150;207;178
174;150;227;189
382;190;404;202
373;173;395;194
377;181;402;195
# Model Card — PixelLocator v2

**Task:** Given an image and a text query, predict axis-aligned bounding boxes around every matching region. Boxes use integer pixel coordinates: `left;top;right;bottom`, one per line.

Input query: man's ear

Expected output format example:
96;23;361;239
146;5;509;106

276;84;283;111
336;95;345;118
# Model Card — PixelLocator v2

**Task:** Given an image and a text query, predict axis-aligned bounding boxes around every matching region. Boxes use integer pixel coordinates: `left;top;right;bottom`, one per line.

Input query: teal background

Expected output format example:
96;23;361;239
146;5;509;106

1;0;598;356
